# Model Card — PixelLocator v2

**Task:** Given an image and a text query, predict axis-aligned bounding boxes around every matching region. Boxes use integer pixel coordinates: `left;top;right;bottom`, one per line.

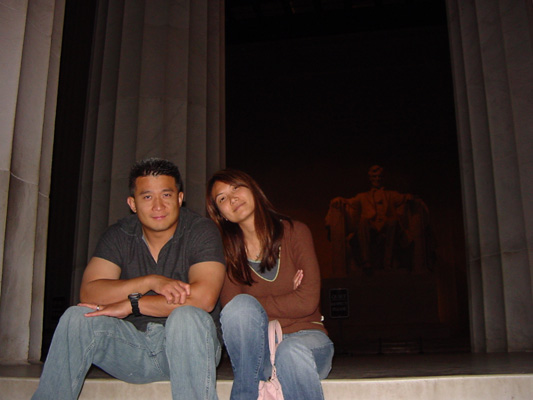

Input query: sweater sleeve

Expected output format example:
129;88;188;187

254;221;322;320
220;271;242;308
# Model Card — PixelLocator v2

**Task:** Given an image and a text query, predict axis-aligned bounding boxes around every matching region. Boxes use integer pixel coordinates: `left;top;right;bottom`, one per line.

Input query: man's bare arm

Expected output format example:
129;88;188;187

135;261;225;316
81;261;225;318
80;257;190;305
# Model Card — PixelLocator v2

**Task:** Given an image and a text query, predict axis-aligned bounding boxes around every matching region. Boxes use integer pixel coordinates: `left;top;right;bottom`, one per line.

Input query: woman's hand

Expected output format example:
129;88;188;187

293;269;303;290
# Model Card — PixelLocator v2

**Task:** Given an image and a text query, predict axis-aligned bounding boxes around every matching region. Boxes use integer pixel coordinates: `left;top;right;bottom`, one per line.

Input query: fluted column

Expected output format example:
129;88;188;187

447;0;533;352
72;0;225;302
0;0;65;363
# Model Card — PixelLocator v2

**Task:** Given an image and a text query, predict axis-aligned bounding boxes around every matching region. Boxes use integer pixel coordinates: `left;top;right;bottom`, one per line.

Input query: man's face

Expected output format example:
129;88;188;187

127;175;183;236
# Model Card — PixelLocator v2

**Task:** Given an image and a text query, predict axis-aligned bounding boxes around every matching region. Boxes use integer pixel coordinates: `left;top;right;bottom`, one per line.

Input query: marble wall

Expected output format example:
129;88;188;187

446;0;533;352
0;0;65;363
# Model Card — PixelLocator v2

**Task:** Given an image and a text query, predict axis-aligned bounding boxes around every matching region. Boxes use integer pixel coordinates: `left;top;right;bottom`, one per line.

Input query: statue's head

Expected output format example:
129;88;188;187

368;165;384;188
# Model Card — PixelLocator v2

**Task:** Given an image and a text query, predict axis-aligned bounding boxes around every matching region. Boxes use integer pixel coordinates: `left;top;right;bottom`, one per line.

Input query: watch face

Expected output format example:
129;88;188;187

129;292;142;317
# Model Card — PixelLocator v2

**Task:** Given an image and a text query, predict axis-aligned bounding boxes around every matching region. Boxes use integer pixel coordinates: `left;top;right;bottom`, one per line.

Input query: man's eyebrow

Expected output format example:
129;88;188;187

139;187;176;194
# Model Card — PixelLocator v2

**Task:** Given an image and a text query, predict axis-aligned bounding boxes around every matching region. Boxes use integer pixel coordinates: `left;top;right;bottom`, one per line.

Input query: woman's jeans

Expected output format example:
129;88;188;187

32;305;221;400
221;294;334;400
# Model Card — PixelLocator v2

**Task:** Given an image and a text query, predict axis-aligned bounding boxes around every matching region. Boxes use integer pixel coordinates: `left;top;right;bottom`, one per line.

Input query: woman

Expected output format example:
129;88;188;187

206;169;334;400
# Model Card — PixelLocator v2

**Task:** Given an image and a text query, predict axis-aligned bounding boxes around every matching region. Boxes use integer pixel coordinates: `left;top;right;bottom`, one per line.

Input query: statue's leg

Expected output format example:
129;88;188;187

383;220;398;269
357;219;372;269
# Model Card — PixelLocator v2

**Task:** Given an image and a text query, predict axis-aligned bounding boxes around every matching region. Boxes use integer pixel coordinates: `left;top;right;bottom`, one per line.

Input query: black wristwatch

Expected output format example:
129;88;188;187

128;293;143;317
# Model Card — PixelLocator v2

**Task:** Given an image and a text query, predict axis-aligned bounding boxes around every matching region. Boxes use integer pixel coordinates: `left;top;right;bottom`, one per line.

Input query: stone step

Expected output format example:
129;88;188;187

4;353;533;399
2;374;533;400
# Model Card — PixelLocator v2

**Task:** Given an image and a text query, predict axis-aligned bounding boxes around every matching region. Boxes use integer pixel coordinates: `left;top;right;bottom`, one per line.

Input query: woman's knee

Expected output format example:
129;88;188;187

221;294;263;323
276;340;312;365
276;335;333;380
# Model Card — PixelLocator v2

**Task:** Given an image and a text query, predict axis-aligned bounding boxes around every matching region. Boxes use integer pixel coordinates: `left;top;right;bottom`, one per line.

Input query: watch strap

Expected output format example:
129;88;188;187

129;294;142;317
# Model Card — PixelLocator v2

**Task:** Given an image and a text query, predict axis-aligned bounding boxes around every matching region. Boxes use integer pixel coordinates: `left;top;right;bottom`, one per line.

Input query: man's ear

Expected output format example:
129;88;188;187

127;196;137;213
178;192;184;207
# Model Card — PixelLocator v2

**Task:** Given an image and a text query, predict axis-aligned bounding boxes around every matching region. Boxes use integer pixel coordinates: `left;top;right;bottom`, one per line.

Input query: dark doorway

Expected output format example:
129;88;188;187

225;0;469;353
42;1;97;359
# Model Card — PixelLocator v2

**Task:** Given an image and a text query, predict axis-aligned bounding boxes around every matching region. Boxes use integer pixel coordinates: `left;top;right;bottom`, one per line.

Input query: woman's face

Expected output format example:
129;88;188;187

211;180;255;226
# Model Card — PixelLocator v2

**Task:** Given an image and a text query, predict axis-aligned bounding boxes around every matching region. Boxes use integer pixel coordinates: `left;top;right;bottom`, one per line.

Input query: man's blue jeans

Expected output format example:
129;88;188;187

32;305;221;400
221;294;334;400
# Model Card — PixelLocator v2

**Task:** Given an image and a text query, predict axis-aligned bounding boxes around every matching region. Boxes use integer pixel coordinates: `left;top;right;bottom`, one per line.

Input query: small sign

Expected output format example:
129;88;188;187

329;288;349;319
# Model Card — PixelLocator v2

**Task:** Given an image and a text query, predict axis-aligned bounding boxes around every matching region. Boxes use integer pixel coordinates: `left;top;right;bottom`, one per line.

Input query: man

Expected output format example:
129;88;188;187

33;158;226;400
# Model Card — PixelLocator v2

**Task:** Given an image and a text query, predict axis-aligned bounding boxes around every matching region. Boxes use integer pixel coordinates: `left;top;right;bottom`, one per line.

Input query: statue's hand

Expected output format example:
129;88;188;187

330;197;345;210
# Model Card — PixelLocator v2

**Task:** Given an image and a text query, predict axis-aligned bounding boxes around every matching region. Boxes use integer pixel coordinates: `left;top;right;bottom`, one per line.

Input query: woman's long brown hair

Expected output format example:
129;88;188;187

206;169;291;286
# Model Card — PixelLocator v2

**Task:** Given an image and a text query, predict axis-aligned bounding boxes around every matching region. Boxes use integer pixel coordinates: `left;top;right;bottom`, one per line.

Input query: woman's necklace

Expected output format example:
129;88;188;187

246;245;261;261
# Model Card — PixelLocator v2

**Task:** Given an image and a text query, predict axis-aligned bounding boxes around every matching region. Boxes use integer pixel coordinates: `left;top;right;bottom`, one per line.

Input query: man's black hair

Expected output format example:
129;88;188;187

128;158;184;195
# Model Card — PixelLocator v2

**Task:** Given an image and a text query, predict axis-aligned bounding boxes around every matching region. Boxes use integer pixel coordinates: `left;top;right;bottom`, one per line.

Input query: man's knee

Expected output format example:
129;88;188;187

62;305;88;317
57;305;90;329
165;306;219;361
166;306;212;335
58;305;121;336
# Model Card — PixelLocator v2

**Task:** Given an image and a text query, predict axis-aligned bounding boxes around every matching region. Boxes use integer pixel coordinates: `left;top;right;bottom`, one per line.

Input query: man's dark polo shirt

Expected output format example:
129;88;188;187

93;207;225;337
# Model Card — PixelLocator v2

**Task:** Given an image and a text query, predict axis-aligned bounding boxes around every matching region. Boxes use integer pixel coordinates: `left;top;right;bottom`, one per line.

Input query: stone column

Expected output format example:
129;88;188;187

446;0;533;352
0;0;65;363
71;0;225;302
